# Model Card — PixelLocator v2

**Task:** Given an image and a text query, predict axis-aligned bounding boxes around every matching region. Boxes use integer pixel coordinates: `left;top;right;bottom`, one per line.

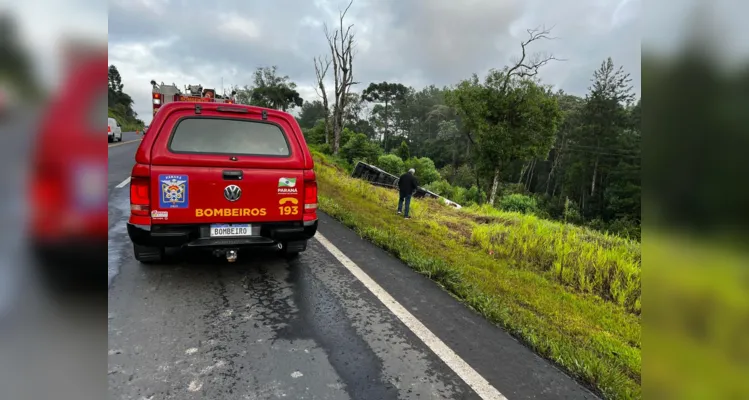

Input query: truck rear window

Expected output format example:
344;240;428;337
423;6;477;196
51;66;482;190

169;118;291;156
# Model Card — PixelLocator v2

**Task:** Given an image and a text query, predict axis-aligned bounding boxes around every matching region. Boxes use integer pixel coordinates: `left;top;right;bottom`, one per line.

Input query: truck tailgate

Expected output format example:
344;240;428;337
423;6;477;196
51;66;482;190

150;166;305;225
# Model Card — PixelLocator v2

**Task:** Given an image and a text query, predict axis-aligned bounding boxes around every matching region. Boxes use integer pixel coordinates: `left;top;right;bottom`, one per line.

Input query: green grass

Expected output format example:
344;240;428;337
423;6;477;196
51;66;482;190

108;107;143;132
312;149;642;400
466;205;641;314
644;233;749;399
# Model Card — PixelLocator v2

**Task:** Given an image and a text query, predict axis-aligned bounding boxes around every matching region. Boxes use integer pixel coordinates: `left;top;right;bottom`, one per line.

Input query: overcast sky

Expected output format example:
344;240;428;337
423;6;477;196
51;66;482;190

106;0;641;125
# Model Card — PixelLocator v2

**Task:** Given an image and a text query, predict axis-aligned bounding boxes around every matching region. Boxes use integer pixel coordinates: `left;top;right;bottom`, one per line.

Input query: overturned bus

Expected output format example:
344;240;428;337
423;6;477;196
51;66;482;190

351;161;462;209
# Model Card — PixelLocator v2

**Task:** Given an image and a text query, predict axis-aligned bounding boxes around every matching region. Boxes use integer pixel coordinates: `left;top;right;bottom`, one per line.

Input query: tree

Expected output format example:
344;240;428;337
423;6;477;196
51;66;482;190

544;91;585;196
395;140;410;160
404;157;441;185
108;65;123;93
107;65;143;130
361;81;409;149
324;0;359;155
108;65;133;110
447;26;563;205
340;132;382;164
298;100;328;129
303;119;328;145
349;119;376;139
248;66;304;112
313;55;332;143
377;154;405;175
343;92;364;127
568;57;635;217
232;84;253;105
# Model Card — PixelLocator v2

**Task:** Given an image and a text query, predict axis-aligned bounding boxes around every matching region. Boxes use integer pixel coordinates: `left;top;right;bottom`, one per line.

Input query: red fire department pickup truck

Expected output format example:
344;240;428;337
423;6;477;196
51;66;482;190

126;101;318;263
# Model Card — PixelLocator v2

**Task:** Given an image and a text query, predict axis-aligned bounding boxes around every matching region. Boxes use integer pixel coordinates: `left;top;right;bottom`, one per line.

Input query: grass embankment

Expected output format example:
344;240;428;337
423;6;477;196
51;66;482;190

108;107;143;132
645;234;749;399
313;150;641;400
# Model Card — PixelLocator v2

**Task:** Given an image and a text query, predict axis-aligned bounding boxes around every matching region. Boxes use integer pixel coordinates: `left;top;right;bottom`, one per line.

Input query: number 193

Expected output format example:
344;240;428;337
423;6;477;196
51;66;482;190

279;206;299;215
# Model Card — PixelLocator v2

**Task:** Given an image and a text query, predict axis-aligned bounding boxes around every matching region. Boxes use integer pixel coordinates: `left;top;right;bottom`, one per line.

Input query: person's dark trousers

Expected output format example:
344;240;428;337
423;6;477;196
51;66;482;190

397;194;412;217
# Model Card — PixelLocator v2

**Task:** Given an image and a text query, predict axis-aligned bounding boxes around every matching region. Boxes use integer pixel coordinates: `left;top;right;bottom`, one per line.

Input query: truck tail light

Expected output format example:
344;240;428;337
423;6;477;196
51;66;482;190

108;125;111;133
153;93;162;115
130;163;150;217
303;169;317;222
31;158;62;215
29;158;64;239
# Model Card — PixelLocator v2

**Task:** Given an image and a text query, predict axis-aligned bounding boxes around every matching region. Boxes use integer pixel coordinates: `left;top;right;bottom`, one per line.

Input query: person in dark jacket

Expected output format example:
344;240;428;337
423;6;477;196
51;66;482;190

397;168;419;219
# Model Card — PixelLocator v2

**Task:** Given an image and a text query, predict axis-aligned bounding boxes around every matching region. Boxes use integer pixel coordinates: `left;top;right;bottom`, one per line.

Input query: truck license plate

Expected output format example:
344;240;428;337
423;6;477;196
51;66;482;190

210;224;252;237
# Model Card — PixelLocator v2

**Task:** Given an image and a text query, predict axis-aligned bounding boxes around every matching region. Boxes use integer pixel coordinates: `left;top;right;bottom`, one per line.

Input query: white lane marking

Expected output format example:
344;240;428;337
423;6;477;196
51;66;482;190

108;138;142;148
115;177;131;189
314;233;507;400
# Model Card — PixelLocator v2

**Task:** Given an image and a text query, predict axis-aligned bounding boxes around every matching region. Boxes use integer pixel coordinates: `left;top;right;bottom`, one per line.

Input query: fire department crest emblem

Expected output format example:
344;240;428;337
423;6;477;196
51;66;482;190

158;174;189;209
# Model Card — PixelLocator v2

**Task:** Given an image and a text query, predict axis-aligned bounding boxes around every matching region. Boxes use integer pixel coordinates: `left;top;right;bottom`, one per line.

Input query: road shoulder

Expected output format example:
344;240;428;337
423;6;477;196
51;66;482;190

315;211;599;400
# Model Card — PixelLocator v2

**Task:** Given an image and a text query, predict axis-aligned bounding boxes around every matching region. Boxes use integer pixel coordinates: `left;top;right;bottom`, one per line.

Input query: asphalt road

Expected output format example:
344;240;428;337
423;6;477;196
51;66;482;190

108;135;597;400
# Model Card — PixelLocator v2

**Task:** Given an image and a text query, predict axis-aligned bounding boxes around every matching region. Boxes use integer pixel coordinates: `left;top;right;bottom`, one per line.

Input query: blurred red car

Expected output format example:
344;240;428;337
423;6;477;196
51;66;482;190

29;50;107;280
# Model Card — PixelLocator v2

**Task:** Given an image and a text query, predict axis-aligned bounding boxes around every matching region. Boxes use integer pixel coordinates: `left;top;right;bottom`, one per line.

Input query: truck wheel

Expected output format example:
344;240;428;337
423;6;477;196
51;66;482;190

133;244;164;264
282;240;307;258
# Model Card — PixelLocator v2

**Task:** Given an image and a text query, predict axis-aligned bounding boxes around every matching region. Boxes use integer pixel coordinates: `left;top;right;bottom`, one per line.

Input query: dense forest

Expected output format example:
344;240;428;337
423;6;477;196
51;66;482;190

230;35;641;240
294;57;641;240
108;65;144;131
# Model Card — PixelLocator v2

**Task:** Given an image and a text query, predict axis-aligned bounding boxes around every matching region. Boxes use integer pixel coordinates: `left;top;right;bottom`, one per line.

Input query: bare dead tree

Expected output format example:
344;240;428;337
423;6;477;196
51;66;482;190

499;25;565;93
313;55;332;144
324;0;359;155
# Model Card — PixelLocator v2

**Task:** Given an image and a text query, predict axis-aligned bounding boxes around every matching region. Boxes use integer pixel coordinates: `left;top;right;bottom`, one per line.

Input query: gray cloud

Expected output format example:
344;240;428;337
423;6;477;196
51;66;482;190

108;0;640;123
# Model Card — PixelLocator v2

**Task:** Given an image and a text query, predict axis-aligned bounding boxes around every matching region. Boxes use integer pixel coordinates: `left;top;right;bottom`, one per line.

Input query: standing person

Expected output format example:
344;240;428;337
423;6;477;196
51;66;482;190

397;168;419;219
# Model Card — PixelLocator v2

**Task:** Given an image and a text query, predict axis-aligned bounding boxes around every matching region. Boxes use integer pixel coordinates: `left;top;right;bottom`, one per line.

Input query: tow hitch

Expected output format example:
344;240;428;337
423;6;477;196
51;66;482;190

213;248;239;262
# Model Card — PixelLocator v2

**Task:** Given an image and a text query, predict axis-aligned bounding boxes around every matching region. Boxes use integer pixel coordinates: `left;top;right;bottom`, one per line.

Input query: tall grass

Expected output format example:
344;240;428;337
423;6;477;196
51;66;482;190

316;150;642;314
312;149;642;399
470;212;641;314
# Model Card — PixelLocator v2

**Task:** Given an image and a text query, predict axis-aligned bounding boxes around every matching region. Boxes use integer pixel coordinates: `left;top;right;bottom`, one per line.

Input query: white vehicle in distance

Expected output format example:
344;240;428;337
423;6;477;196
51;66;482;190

108;117;122;142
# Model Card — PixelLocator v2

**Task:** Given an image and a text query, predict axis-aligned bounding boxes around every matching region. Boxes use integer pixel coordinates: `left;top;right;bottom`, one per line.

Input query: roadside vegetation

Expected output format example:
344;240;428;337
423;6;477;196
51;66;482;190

312;149;641;399
108;65;144;131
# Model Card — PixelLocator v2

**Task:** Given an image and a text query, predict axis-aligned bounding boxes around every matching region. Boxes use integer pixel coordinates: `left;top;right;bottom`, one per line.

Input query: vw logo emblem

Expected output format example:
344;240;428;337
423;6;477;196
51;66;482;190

224;185;242;202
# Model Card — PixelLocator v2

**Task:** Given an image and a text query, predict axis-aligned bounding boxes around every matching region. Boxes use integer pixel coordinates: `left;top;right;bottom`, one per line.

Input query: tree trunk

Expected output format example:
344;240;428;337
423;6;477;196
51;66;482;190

546;149;561;195
383;100;389;150
323;101;331;145
518;162;529;184
452;136;458;166
489;167;501;205
333;105;343;154
591;156;599;196
551;179;559;197
526;159;537;191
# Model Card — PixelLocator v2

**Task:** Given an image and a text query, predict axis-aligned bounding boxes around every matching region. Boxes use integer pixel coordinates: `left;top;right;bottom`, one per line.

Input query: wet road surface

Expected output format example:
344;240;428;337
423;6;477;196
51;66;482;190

107;139;597;399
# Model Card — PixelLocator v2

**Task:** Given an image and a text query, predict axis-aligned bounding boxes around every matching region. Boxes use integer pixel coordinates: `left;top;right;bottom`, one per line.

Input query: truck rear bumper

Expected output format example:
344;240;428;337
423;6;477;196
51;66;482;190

127;220;318;248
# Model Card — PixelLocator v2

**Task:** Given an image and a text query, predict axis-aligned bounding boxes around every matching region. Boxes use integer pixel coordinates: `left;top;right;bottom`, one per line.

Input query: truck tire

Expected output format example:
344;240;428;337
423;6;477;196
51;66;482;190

133;244;164;264
282;240;307;258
